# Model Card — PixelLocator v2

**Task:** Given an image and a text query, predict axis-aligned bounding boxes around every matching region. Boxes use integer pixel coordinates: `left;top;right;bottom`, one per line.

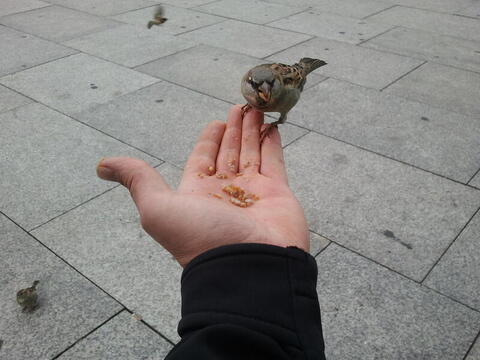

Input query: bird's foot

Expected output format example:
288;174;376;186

241;104;252;119
259;123;278;144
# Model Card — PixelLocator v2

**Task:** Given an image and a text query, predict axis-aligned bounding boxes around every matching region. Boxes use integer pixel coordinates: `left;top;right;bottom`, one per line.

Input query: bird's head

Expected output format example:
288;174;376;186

241;66;281;108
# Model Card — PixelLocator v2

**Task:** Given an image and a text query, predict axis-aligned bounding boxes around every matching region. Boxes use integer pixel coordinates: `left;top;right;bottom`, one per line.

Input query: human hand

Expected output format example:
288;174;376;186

96;105;309;267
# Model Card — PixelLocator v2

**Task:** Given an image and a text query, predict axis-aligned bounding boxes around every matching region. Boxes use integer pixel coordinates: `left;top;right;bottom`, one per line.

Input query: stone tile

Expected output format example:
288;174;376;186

0;25;77;77
0;0;49;17
456;3;480;19
56;311;172;359
0;85;32;114
31;163;184;342
279;123;309;148
384;62;480;117
466;338;480;360
44;0;157;16
179;19;311;58
0;53;158;116
310;231;330;256
362;27;480;73
267;37;423;90
289;79;480;183
268;10;392;44
425;213;480;310
161;0;219;7
0;103;159;230
316;244;480;360
368;6;480;42
64;24;195;68
470;172;480;189
0;6;121;42
294;0;393;19
284;131;480;280
0;214;122;360
75;82;231;167
195;0;307;24
112;4;225;35
378;0;473;13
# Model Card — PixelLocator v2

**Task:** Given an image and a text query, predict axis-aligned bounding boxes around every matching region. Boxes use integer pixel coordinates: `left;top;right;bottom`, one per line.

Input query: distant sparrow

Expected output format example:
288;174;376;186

147;5;168;29
241;58;326;142
16;280;39;312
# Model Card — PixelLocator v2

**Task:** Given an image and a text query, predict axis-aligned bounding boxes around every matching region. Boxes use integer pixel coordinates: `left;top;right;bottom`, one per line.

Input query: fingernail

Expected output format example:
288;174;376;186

96;158;116;181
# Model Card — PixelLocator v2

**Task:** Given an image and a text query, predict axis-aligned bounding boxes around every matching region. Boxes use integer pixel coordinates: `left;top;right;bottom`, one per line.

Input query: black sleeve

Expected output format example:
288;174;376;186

165;243;326;360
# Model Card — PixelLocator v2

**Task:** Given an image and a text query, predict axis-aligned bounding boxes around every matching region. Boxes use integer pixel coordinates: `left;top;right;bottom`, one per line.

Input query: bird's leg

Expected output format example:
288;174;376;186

259;113;287;143
241;104;252;119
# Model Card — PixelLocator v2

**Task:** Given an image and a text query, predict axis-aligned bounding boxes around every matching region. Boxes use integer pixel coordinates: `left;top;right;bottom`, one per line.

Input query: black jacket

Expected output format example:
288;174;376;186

166;243;326;359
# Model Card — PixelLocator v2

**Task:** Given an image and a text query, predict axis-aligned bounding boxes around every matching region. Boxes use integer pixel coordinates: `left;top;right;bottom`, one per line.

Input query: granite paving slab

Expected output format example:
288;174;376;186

284;131;480;280
74;81;231;167
194;0;306;24
0;25;77;77
267;36;423;90
0;85;32;114
0;53;159;116
310;232;330;257
178;19;312;58
0;0;49;18
160;0;220;7
44;0;158;16
56;311;172;359
384;62;480;117
64;24;195;68
425;212;480;310
316;244;480;360
0;5;122;42
471;172;480;189
301;0;393;19
268;10;392;44
377;0;474;13
32;163;184;342
288;79;480;183
362;26;480;73
279;123;309;148
112;4;225;35
0;102;159;230
368;6;480;42
0;214;122;360
456;3;480;19
466;338;480;360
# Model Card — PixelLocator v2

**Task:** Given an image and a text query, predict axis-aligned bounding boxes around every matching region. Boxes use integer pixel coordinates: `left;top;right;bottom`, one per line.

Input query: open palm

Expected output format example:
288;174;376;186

97;105;309;267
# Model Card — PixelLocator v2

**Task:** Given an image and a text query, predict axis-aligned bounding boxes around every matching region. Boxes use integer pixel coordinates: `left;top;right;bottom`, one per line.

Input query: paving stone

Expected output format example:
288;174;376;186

0;0;49;17
279;123;309;148
283;131;480;280
112;4;225;35
316;244;480;360
368;6;480;42
64;24;195;68
268;10;392;44
425;213;480;310
0;85;32;114
179;19;311;58
195;0;307;24
0;214;122;360
310;231;330;256
289;79;480;183
0;103;159;230
456;3;480;19
32;163;184;342
44;0;158;16
56;311;172;359
0;53;158;116
161;0;219;7
362;26;480;73
378;0;473;13
466;338;480;360
0;25;77;77
0;5;121;42
267;36;423;90
470;172;480;189
384;62;480;117
75;82;231;167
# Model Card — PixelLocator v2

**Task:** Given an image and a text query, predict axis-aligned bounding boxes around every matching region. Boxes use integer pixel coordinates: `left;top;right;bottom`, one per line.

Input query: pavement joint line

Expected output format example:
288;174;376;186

51;308;127;359
422;284;480;314
360;4;397;20
379;60;427;91
282;129;310;149
468;168;480;185
261;35;314;60
356;25;396;45
463;328;480;360
421;205;480;283
313;240;332;258
173;18;228;36
0;4;54;20
123;308;176;346
127;43;198;69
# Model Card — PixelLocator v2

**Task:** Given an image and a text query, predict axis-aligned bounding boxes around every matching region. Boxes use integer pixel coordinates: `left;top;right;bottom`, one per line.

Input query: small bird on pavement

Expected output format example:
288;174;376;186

147;5;168;29
241;58;327;142
16;280;40;312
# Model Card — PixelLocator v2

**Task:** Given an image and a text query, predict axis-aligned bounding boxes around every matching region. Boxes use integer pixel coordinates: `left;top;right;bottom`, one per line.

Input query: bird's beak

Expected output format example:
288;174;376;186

258;82;271;102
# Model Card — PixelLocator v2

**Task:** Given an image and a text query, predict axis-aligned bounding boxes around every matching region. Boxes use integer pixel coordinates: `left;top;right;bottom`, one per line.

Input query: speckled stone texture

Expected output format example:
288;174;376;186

0;84;32;113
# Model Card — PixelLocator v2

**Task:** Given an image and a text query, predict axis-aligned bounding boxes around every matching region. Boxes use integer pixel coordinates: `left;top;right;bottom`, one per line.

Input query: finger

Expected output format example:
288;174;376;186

96;157;172;209
260;125;289;184
216;105;243;175
239;108;263;174
184;120;226;177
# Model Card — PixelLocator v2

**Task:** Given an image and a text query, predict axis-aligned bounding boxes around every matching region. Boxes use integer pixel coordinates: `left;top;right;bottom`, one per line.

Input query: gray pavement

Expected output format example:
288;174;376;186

0;0;479;359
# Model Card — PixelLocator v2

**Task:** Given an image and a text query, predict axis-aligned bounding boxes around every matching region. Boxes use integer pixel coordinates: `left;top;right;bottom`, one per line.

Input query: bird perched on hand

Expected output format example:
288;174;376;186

16;280;40;312
241;58;327;142
147;5;168;29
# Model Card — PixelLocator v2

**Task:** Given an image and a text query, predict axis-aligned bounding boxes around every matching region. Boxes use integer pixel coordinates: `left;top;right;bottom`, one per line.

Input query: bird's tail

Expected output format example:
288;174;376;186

298;58;327;74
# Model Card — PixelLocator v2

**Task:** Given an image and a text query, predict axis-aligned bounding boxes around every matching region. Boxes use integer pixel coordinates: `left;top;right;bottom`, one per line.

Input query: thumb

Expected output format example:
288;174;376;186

96;157;171;206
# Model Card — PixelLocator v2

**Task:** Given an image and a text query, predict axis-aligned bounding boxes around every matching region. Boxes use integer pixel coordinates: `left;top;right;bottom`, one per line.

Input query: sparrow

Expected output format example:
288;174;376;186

147;5;168;29
16;280;39;312
241;58;327;142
